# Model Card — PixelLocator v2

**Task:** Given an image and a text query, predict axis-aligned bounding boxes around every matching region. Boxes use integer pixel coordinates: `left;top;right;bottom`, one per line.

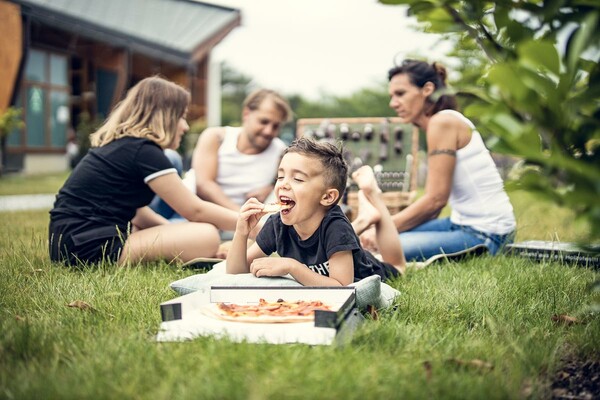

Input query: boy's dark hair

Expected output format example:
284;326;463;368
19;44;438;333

284;137;348;200
388;59;457;116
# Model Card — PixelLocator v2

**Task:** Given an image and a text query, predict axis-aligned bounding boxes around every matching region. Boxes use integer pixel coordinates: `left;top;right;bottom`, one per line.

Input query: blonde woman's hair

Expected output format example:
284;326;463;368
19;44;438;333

90;76;190;148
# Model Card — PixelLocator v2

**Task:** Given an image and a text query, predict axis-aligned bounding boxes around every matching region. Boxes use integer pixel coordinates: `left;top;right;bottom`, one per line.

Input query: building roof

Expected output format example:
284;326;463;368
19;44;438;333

11;0;241;66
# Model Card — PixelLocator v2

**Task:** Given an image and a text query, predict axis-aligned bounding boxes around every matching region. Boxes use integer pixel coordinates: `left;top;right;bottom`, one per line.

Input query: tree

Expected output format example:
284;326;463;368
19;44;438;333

290;83;397;120
220;62;255;126
381;0;600;241
0;107;24;176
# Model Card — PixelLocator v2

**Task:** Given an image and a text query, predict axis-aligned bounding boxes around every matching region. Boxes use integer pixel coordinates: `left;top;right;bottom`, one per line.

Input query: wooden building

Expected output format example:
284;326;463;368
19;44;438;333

0;0;240;173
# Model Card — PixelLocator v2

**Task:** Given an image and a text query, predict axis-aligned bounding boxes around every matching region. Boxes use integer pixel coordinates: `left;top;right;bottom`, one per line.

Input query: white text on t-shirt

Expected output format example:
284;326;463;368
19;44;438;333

308;261;330;276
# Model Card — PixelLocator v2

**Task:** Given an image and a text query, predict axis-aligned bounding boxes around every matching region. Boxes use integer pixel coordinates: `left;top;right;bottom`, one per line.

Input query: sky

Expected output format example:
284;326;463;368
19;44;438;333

202;0;450;99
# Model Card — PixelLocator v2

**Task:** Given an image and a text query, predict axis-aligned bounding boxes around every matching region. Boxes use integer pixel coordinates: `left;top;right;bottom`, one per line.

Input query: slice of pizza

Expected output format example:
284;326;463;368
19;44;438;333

262;202;291;213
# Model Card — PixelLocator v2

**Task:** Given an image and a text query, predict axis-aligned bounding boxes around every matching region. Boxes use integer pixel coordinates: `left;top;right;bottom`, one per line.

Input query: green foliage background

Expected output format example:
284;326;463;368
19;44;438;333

220;63;395;122
219;62;396;146
380;0;600;242
0;107;25;175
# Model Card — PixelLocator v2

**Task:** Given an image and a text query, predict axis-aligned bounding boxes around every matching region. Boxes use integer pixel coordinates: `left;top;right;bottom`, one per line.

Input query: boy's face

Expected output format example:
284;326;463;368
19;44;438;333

275;152;332;228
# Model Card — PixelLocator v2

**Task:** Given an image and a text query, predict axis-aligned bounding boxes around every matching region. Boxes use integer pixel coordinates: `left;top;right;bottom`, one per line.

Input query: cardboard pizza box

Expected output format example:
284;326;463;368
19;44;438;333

505;240;600;268
157;286;363;345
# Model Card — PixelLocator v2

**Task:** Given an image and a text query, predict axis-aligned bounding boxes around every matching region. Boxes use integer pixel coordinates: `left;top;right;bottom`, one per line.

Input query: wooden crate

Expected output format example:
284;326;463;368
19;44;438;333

296;117;420;220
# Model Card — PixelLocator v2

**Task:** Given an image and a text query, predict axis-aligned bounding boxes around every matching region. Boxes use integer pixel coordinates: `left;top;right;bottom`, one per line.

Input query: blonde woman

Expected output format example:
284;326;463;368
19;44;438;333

49;76;239;266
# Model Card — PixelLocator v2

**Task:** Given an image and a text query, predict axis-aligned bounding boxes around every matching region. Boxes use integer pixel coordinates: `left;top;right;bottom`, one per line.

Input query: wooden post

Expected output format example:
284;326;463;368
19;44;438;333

0;0;23;114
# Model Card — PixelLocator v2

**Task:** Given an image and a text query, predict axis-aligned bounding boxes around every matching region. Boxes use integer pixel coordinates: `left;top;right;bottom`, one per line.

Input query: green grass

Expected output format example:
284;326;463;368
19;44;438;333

0;180;598;399
0;171;70;195
0;171;593;243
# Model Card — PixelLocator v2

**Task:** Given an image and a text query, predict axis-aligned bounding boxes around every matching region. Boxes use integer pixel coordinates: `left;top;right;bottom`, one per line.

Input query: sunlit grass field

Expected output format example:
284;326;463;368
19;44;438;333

0;171;70;196
0;173;597;399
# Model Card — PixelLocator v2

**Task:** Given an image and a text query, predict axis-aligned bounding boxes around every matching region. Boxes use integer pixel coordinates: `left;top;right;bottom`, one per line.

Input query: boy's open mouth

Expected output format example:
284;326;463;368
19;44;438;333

279;196;295;214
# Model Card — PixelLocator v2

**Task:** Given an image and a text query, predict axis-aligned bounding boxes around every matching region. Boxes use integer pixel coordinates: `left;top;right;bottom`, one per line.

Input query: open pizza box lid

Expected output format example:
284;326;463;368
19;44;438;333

157;286;363;345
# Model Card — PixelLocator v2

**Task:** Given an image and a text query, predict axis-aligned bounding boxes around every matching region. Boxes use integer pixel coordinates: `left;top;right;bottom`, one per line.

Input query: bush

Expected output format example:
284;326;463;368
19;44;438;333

380;0;600;241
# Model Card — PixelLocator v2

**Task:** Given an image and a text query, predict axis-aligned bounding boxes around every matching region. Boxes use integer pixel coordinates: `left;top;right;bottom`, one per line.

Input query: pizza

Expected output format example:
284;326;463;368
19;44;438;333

204;298;332;323
262;203;291;213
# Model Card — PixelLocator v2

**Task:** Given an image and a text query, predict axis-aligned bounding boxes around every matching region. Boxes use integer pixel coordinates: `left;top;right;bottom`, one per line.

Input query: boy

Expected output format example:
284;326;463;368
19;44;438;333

226;137;406;286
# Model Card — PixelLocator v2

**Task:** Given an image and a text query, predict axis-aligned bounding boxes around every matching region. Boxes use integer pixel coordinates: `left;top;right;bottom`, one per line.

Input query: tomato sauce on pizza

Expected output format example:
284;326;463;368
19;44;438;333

211;298;332;323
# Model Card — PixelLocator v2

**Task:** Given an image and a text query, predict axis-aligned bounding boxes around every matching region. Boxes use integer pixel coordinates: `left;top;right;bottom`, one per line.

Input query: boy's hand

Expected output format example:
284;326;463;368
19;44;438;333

236;198;267;236
250;257;296;277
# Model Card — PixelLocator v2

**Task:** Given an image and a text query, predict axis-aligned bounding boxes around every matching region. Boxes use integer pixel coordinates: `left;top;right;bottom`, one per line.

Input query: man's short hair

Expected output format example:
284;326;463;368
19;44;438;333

243;89;293;123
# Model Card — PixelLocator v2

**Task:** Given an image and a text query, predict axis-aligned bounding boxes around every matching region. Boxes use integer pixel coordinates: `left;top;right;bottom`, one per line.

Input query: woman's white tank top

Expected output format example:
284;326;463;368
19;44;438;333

438;110;516;234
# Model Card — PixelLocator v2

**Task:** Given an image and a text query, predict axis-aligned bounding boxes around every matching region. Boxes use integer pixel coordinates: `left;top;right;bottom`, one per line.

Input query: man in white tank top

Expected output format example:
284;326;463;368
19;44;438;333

193;126;286;209
191;89;291;211
149;89;291;229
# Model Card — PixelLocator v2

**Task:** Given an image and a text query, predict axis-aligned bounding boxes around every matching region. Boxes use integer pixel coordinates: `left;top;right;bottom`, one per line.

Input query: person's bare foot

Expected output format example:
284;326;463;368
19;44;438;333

352;190;381;235
351;166;381;195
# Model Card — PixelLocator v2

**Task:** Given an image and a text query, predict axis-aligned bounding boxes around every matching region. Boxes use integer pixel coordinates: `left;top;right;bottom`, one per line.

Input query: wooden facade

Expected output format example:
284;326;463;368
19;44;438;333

0;0;240;173
0;1;22;113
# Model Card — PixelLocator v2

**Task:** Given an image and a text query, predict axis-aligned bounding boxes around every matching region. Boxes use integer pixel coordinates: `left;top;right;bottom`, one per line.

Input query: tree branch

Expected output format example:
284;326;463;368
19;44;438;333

442;5;503;62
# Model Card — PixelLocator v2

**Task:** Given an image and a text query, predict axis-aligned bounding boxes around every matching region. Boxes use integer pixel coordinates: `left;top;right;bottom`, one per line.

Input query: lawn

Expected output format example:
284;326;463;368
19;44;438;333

0;174;598;399
0;171;70;195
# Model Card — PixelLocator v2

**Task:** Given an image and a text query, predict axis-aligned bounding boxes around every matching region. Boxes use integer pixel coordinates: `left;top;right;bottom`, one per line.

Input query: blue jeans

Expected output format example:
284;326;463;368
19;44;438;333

149;149;183;220
399;217;515;261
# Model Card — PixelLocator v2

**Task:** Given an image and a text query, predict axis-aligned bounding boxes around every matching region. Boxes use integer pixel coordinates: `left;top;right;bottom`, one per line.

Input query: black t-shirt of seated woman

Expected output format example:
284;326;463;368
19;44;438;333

256;205;399;282
50;137;176;230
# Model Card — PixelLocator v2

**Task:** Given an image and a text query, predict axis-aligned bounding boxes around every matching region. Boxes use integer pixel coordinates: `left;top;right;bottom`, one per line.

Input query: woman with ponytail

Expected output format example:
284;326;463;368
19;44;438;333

49;76;242;266
360;59;516;261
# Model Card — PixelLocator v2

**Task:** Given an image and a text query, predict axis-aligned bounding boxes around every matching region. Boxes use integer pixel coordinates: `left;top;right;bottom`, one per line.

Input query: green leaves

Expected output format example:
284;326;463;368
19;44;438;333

379;0;600;240
518;40;560;76
566;11;599;73
422;7;462;33
487;64;528;100
0;107;24;139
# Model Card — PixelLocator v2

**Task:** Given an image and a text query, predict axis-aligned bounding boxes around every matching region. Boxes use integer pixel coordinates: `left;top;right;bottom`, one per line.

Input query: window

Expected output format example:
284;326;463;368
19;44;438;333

96;69;118;119
9;48;70;150
26;86;46;147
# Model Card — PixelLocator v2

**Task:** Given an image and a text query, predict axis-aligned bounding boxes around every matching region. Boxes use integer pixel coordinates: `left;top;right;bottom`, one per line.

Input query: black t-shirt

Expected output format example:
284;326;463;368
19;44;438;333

50;137;176;230
256;205;399;282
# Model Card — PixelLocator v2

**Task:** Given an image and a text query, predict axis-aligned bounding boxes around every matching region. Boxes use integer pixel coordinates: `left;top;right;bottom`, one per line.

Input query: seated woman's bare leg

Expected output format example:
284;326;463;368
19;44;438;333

119;222;220;265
